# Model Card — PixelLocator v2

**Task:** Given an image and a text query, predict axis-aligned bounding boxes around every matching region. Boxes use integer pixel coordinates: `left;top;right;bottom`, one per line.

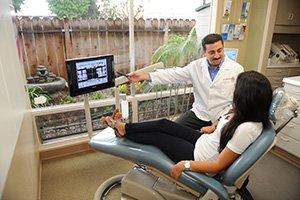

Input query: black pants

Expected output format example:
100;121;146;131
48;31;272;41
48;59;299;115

175;110;212;130
125;119;203;163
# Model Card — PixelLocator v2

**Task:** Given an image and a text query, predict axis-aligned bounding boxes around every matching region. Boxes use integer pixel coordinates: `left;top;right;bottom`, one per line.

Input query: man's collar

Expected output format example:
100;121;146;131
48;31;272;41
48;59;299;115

206;58;224;69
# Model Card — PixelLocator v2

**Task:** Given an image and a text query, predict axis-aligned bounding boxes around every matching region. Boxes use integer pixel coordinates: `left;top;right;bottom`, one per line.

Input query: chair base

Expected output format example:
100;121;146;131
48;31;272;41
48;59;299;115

121;166;198;200
93;166;254;200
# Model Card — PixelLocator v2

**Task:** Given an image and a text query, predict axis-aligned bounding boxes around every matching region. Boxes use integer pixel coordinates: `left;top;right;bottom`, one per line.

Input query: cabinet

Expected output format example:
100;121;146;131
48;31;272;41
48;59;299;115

275;0;300;26
258;0;300;89
266;66;300;89
274;0;300;33
276;76;300;157
257;1;300;163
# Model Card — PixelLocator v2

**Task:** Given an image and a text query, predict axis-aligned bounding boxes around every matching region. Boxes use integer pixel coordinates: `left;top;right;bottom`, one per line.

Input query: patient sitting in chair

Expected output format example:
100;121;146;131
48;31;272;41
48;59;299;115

101;71;273;180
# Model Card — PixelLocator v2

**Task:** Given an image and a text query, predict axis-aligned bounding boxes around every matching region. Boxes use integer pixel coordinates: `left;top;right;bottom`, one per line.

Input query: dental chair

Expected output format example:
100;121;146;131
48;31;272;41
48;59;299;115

89;88;298;200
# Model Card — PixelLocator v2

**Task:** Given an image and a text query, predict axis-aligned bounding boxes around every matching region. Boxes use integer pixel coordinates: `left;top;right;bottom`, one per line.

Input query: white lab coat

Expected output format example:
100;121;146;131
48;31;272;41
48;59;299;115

149;57;244;122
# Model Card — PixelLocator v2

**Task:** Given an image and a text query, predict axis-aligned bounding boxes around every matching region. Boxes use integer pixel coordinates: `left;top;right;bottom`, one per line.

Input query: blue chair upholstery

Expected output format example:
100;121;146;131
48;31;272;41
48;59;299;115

89;124;276;200
219;124;275;186
89;128;210;196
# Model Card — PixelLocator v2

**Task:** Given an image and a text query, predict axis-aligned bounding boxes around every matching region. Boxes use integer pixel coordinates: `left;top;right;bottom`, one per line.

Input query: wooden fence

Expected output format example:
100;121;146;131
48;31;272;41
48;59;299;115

15;17;195;80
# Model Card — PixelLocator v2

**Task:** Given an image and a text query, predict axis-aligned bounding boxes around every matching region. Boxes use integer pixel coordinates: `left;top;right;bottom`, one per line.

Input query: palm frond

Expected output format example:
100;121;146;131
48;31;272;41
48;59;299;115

151;26;202;67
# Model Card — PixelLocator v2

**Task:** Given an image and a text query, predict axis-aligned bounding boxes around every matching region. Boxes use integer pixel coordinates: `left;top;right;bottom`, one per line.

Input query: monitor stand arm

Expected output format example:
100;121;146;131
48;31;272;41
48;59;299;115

84;94;93;139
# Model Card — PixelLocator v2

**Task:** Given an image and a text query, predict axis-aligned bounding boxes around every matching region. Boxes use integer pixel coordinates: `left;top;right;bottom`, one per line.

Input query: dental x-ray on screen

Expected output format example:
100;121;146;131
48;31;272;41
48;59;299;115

66;55;115;97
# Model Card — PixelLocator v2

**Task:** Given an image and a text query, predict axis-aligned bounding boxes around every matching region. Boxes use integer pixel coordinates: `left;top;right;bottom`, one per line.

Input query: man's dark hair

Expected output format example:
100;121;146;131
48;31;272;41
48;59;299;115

201;34;224;51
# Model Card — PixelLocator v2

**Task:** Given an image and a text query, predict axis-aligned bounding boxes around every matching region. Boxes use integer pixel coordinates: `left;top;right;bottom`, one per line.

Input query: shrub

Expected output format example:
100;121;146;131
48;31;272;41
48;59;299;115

27;86;53;108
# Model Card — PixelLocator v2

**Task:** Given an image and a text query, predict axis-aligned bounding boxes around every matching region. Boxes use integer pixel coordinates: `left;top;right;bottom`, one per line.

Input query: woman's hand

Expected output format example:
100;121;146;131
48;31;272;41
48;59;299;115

170;161;185;180
200;125;215;134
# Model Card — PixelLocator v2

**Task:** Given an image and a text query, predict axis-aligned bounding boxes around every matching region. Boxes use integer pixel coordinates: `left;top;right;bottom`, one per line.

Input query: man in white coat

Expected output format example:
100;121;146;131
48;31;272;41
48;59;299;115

127;33;244;130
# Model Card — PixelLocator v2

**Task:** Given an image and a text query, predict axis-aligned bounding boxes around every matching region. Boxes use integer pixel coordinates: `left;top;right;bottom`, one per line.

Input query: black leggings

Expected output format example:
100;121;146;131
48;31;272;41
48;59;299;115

125;119;202;163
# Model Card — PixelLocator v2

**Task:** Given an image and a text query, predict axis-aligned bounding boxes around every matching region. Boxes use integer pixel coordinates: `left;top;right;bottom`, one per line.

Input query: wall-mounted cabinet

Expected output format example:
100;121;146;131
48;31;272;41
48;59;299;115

274;0;300;34
275;0;300;26
258;0;300;89
258;0;300;163
267;34;300;89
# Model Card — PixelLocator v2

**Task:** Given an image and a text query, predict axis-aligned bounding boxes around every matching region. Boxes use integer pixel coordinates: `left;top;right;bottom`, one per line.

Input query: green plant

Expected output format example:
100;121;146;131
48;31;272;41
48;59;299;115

47;0;143;19
99;0;144;19
134;82;144;93
150;84;169;92
27;86;53;108
12;0;24;12
118;84;128;94
103;105;114;114
59;95;76;104
89;92;107;100
47;0;99;19
117;82;147;94
151;26;202;67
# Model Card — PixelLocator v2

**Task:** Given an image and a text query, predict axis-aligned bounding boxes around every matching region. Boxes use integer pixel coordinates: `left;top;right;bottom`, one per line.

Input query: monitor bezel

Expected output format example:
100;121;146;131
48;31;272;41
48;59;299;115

66;55;115;97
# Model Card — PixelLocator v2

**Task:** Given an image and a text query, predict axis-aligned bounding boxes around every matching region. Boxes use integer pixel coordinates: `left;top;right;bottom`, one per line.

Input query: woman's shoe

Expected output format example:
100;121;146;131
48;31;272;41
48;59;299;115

100;109;121;126
112;109;122;120
100;116;125;137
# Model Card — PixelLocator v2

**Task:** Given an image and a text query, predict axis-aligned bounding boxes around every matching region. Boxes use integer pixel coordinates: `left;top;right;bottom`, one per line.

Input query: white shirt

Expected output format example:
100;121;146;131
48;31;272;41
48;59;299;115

194;116;263;162
149;57;244;122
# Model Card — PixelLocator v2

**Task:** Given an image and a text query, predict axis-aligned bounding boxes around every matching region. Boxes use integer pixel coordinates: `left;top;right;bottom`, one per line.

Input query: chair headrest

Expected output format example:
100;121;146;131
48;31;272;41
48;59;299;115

269;87;298;123
220;87;298;185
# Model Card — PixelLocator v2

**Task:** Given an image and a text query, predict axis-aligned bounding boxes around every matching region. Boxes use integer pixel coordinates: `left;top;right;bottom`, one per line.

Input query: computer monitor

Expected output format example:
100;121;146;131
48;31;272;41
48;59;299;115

66;55;115;97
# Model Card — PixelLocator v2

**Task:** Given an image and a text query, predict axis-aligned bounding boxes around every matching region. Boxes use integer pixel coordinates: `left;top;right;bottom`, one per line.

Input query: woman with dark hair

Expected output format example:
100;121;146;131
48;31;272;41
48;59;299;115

101;71;273;179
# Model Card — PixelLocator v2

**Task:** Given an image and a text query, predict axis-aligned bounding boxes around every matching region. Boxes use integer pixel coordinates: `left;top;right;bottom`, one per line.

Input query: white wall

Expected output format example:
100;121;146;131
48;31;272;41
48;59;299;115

0;0;34;196
196;7;211;39
2;112;39;200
